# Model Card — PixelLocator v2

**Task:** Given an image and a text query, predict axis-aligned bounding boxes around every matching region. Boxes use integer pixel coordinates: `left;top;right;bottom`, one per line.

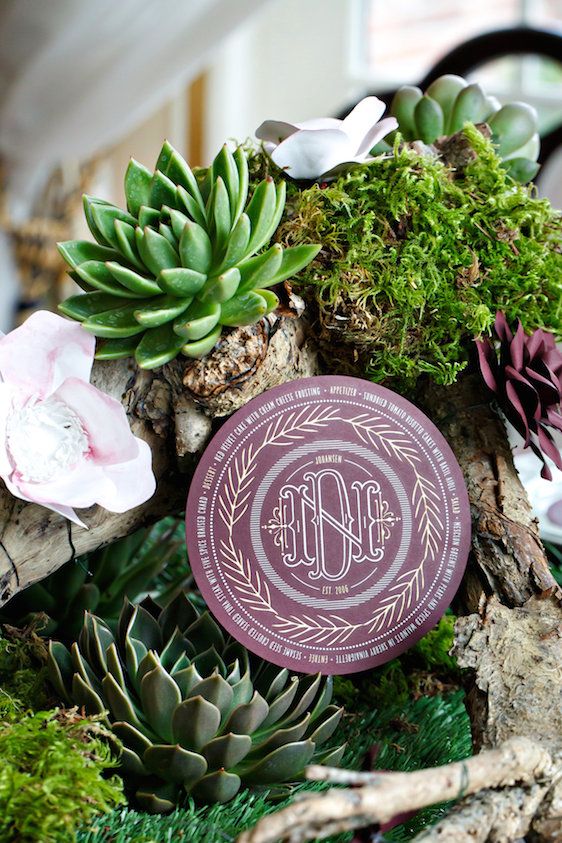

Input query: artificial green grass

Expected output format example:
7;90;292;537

276;126;562;387
77;691;471;843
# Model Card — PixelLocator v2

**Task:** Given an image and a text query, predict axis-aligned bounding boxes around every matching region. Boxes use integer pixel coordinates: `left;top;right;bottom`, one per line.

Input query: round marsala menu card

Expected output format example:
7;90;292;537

186;376;471;674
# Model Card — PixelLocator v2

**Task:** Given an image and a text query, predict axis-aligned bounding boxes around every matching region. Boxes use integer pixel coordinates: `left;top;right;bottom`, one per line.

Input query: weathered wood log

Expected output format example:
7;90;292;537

0;316;318;605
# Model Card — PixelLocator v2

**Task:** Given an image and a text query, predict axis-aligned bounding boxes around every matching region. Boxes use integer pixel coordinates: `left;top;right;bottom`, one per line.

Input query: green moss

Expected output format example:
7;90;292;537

0;709;124;843
0;627;124;842
0;624;51;716
414;614;458;672
279;127;562;386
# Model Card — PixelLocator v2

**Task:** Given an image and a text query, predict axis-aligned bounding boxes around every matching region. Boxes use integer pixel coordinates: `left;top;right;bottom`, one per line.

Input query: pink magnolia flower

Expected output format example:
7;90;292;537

255;97;398;181
0;311;156;526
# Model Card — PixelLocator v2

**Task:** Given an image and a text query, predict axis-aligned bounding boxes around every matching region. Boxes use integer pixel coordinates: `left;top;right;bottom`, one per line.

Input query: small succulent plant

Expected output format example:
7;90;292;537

58;142;321;369
389;74;539;182
476;311;562;480
47;593;345;812
0;520;185;640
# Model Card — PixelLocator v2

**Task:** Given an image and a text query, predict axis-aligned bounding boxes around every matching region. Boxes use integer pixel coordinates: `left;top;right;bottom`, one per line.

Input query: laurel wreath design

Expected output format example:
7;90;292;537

215;405;445;646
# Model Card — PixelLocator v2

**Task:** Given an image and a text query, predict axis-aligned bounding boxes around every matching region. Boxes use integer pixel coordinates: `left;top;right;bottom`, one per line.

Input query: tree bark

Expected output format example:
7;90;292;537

0;315;318;605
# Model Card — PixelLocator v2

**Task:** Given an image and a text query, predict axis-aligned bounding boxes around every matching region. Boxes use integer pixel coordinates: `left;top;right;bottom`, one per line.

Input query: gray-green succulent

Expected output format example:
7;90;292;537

389;74;540;182
47;593;345;812
58;142;321;369
0;520;186;641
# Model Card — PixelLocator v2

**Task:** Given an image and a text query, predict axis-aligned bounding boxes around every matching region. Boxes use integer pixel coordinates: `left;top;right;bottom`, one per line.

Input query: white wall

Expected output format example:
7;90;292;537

204;0;362;163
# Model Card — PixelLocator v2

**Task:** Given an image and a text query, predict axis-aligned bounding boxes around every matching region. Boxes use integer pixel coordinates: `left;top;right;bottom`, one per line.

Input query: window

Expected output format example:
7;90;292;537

353;0;562;131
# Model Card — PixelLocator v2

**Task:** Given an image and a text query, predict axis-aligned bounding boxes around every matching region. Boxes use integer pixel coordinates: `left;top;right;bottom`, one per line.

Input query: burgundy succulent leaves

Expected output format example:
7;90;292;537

476;312;562;480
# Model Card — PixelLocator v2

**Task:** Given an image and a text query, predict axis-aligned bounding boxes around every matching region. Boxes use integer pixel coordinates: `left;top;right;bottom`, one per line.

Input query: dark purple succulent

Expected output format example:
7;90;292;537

476;312;562;480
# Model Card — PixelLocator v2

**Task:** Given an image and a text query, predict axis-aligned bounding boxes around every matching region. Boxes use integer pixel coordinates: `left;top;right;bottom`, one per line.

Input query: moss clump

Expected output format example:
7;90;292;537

279;126;562;386
0;626;124;842
0;623;50;717
0;709;124;843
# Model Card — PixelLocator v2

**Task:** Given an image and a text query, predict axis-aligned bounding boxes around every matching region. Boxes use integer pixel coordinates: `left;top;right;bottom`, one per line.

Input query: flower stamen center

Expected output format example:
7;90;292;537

6;396;88;483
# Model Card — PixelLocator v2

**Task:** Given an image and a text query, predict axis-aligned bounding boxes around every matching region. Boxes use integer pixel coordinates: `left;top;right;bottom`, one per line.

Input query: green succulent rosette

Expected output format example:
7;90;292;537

58;142;320;369
389;74;540;182
47;592;345;812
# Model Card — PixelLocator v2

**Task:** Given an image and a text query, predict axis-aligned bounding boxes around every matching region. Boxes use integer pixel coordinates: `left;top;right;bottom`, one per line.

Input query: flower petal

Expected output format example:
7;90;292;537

530;438;553;481
355;117;398;156
494;311;513;343
271;129;354;180
95;438;156;512
255;120;300;144
505;365;540;420
16;460;113;510
342;97;386;148
0;470;86;527
0;311;95;399
294;117;344;131
525;365;560;406
511;321;526;371
505;378;533;443
537;425;562;472
475;339;499;392
0;382;15;477
545;408;562;431
53;378;138;466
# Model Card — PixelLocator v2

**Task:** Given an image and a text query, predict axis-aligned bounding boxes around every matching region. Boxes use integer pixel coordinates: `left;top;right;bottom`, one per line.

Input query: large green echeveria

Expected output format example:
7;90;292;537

389;74;540;182
47;592;345;812
58;142;321;369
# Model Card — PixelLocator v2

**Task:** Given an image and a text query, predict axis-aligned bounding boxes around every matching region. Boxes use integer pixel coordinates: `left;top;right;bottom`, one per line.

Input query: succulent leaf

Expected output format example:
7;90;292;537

219;291;268;327
125;159;153;216
172;697;221;751
181;325;222;359
390;86;422;140
59;291;130;322
95;336;140;360
106;262;162;296
179;221;213;274
174;299;221;341
90;203;137;251
414;95;444;143
489;102;538;158
425;75;467;133
58;240;119;268
240;740;315;784
144;744;207;786
75;261;143;298
191;770;241;804
448;83;488;133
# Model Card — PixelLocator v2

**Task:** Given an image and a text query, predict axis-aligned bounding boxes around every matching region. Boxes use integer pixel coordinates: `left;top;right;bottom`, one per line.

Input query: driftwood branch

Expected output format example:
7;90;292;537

0;316;318;605
237;738;557;843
